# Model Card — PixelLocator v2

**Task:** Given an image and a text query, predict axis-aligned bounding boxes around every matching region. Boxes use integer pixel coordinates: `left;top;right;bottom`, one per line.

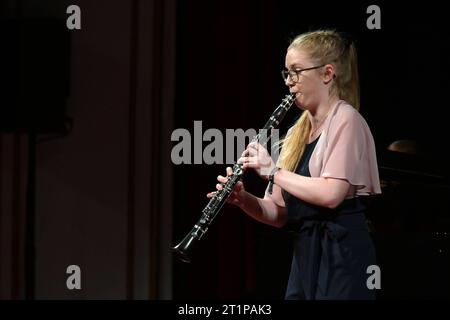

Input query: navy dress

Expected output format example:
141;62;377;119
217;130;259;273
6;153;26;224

283;136;376;300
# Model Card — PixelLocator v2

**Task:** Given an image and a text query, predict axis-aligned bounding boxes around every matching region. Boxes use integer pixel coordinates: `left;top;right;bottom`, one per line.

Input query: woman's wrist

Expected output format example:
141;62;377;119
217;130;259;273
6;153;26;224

267;167;281;194
272;167;282;183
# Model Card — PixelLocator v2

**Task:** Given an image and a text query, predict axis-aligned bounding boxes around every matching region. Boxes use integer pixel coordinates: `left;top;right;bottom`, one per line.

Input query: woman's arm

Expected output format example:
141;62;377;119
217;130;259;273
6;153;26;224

241;141;352;209
208;167;287;228
238;190;287;228
273;169;350;208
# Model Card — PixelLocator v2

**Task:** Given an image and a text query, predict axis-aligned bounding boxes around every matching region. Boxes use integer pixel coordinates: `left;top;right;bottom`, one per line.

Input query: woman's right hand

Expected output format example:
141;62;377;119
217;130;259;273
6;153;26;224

206;167;246;206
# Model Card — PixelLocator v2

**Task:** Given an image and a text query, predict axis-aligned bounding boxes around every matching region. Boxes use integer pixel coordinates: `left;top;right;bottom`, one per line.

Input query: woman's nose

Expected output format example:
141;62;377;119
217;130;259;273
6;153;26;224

285;77;295;87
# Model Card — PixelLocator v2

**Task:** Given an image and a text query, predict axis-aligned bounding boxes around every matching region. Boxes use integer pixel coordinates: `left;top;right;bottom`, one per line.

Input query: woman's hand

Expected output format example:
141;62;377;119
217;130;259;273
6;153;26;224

238;142;275;180
206;167;246;206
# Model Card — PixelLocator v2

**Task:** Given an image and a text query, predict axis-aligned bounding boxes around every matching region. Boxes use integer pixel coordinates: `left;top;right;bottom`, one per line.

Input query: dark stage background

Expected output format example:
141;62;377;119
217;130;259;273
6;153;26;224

1;0;449;300
173;0;450;299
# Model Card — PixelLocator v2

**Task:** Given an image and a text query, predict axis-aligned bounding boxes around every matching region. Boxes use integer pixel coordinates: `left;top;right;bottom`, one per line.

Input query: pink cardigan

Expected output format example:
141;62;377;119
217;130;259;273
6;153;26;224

283;100;381;196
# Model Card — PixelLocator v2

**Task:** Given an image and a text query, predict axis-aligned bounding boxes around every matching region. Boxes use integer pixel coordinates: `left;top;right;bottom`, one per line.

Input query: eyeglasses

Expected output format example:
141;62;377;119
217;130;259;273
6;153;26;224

281;64;325;83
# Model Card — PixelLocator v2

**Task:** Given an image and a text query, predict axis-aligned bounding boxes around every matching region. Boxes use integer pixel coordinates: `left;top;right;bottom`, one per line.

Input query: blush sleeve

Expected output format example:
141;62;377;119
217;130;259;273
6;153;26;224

317;108;381;195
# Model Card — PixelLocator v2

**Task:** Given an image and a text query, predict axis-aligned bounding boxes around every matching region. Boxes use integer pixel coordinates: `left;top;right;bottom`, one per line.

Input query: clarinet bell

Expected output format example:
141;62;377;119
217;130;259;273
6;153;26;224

172;233;197;263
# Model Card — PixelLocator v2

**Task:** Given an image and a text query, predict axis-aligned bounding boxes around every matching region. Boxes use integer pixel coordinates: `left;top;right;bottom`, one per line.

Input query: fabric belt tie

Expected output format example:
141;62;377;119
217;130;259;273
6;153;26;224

296;219;348;299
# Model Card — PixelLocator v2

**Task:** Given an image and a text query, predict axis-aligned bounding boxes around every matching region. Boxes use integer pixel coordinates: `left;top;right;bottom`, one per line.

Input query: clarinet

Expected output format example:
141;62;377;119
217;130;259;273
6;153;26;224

172;93;296;263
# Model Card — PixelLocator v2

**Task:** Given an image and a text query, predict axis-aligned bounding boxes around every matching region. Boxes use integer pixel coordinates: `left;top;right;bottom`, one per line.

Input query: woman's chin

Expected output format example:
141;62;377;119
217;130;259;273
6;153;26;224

295;99;305;110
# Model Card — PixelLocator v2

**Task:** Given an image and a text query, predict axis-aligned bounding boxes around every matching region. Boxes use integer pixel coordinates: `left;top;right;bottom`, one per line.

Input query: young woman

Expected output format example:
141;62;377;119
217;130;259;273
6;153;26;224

208;30;381;300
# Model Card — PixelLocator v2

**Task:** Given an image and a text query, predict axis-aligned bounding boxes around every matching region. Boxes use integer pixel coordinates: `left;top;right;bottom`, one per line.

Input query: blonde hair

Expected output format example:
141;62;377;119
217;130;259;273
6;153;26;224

278;30;360;172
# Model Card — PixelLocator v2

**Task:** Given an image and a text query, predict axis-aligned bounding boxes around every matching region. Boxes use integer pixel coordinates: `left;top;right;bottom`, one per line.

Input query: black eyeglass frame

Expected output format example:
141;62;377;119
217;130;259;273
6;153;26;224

281;64;326;83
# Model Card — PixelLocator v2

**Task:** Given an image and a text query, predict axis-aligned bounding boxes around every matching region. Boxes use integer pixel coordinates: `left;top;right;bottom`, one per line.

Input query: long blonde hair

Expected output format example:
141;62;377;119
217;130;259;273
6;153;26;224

278;30;360;172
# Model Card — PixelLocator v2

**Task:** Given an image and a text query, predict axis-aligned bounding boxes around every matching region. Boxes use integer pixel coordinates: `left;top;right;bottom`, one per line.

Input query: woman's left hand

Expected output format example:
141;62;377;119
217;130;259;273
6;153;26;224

237;142;275;180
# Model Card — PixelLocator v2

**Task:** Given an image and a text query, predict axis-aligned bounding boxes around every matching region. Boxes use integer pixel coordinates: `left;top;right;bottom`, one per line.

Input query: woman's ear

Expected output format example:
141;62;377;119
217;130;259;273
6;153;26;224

323;64;335;84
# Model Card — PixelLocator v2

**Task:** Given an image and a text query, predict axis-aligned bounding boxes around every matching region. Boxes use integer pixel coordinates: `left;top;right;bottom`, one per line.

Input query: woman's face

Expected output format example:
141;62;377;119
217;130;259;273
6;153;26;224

284;48;325;110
